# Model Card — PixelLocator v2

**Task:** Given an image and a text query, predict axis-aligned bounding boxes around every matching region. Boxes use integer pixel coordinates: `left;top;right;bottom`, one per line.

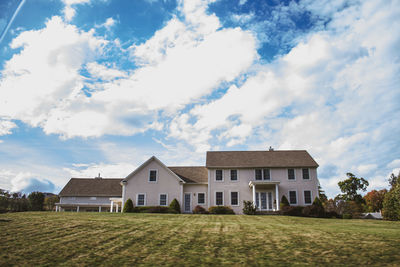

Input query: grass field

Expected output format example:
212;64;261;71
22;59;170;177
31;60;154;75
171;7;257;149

1;212;400;266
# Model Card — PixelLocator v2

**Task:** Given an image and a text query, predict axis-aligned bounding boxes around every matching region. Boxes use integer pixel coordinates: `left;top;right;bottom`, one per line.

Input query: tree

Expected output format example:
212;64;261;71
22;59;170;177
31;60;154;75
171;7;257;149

364;189;387;212
169;198;181;213
388;172;399;188
280;195;289;209
28;192;45;211
338;173;369;204
382;172;400;220
44;195;60;211
318;184;328;205
123;198;134;213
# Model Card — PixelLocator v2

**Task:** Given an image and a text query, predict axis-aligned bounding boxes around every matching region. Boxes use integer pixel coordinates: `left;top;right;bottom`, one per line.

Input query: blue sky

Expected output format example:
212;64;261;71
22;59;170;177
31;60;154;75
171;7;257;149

0;0;399;198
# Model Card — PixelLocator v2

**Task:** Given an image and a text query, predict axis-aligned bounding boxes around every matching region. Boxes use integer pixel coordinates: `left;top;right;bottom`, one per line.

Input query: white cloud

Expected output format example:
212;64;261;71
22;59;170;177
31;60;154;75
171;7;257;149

356;164;378;175
64;162;136;178
387;159;400;169
62;0;91;21
0;120;17;136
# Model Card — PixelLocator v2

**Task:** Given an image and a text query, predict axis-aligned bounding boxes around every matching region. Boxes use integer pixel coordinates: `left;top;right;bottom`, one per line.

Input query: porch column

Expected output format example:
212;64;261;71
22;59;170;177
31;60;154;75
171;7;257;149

99;206;101;212
55;206;58;212
252;184;256;207
110;201;114;213
121;181;127;211
275;184;279;211
77;206;80;212
116;204;119;213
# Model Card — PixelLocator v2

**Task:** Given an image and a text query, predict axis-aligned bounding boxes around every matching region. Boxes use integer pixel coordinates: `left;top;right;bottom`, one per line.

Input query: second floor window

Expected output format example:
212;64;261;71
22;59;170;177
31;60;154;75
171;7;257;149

216;170;223;181
255;169;270;180
302;169;310;180
255;169;262;180
288;169;295;180
149;170;157;182
230;170;238;181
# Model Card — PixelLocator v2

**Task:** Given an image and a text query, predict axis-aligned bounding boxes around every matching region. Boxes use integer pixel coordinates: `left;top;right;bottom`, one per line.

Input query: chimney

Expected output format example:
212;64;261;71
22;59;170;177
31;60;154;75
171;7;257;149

269;146;274;151
95;173;102;179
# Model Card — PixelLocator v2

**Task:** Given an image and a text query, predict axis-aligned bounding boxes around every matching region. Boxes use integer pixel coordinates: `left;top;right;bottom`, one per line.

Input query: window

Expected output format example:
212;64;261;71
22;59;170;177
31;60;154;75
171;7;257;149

198;193;205;205
288;169;295;180
215;170;223;181
230;170;238;181
304;191;312;204
90;197;97;200
137;194;145;206
255;169;262;180
302;169;310;180
263;169;270;180
289;191;297;205
149;170;157;182
230;192;239;206
159;194;167;206
215;192;223;206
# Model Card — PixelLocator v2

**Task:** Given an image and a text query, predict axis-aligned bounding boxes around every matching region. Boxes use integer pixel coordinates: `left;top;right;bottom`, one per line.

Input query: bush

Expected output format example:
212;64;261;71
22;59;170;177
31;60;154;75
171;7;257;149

169;198;181;214
208;206;235;214
281;206;304;216
280;195;290;209
325;211;340;218
123;198;134;213
312;197;324;208
343;213;352;219
28;192;45;211
242;200;257;215
382;184;400;220
302;204;325;218
132;206;175;213
193;205;208;214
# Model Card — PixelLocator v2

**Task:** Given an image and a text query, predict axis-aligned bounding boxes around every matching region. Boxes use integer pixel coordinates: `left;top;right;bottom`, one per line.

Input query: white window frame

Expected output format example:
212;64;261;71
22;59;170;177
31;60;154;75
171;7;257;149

288;190;298;205
90;197;97;200
304;190;312;205
148;169;158;183
230;191;240;206
215;191;224;206
230;169;239;182
263;168;271;180
136;193;146;206
287;168;296;181
159;193;168;206
215;169;224;182
302;168;310;180
197;192;206;205
255;169;263;180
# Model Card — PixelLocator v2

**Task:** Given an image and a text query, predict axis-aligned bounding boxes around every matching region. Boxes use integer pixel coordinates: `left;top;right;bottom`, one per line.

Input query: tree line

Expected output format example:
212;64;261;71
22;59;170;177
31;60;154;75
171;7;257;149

0;189;59;213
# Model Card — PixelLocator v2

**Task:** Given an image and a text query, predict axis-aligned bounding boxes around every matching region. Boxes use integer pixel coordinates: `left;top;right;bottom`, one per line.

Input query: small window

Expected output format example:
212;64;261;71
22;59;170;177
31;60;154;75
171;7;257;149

159;194;167;206
90;197;97;200
216;192;223;206
231;192;239;206
255;169;262;180
289;191;297;205
149;170;157;182
304;191;312;204
215;170;223;181
302;169;310;180
198;193;205;205
263;169;270;180
230;170;238;181
137;194;145;206
288;169;295;180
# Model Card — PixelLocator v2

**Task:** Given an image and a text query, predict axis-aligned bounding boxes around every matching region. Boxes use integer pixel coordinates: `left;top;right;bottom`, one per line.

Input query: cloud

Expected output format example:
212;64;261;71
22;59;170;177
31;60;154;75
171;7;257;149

10;172;56;193
64;162;136;178
62;0;91;22
387;159;400;169
0;120;17;136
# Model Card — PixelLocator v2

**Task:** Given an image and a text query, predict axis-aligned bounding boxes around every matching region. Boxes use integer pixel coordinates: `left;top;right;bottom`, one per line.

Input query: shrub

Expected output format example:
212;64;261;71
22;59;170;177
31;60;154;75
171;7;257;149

280;195;290;209
132;206;174;213
382;184;400;220
242;200;257;215
208;206;235;214
343;213;352;219
281;206;304;216
302;204;325;218
28;191;45;211
312;197;324;208
169;198;181;214
325;211;340;218
123;198;134;213
193;205;208;214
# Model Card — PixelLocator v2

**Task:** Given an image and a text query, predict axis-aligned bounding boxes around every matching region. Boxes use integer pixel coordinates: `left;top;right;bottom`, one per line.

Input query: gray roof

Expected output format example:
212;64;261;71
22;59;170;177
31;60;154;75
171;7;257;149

206;150;319;168
59;178;123;197
168;166;208;183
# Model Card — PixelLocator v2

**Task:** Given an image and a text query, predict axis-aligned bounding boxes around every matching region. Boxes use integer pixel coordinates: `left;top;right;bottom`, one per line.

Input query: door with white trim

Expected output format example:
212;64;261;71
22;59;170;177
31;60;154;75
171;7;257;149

184;193;191;213
256;191;273;211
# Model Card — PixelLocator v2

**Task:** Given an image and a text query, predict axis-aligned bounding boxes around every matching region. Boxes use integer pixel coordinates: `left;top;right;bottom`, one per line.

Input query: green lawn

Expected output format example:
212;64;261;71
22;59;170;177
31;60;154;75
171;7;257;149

1;212;399;266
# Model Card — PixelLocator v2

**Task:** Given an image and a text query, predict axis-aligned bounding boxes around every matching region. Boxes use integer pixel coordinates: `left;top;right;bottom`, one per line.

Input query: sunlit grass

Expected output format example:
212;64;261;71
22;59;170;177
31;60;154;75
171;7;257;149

1;212;399;266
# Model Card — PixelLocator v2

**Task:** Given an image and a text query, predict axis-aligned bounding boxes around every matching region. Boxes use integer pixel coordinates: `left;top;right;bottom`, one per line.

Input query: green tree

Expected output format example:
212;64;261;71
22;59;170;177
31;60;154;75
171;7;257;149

280;195;289;209
169;198;181;213
123;198;134;213
382;172;400;220
318;184;328;205
338;173;369;204
44;195;60;211
28;192;45;211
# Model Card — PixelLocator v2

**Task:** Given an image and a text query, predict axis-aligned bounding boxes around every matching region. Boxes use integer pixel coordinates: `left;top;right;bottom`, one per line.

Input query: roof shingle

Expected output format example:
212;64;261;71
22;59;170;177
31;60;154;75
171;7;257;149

59;178;123;197
168;166;208;183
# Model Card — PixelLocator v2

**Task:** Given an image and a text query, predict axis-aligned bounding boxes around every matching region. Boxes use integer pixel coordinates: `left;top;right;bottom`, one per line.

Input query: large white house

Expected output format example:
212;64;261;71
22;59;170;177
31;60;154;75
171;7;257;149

56;150;320;214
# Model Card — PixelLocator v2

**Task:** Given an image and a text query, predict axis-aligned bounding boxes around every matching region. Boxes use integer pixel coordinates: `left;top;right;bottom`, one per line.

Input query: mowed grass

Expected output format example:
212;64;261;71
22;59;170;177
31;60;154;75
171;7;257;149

1;212;400;266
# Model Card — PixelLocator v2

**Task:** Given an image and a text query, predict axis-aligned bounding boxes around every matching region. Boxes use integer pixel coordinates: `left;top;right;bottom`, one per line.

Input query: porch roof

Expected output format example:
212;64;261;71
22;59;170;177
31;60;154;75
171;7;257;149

249;181;280;187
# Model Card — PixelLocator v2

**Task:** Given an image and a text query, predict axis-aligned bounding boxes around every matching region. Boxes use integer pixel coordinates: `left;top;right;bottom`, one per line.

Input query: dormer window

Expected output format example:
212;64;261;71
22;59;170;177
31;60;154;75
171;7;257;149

149;169;158;182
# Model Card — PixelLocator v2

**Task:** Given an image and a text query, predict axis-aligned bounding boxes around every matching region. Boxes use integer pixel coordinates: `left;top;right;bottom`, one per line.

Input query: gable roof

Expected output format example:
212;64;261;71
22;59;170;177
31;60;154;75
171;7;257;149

206;150;319;168
124;156;185;183
168;166;208;183
59;178;123;197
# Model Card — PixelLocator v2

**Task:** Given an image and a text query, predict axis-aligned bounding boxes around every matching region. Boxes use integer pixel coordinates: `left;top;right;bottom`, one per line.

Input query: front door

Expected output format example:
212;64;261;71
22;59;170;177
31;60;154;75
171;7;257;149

184;193;191;213
256;192;273;210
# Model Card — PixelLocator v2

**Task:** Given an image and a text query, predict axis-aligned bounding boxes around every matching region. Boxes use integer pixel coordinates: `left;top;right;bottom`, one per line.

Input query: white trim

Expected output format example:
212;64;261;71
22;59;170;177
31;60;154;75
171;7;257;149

303;190;312;205
229;169;239;182
148;169;158;183
215;191;224;206
180;183;183;212
263;168;271;180
90;197;97;200
288;190;298;205
302;168;310;180
287;168;296;181
229;191;240;206
159;193;168;206
208;169;211;209
184;192;192;213
255;169;263;181
215;169;224;182
197;192;206;205
136;193;146;206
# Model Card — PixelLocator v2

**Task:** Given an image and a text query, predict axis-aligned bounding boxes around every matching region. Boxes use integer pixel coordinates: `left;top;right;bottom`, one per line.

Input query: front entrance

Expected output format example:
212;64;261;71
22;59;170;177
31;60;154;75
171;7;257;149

255;192;273;210
184;193;191;213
